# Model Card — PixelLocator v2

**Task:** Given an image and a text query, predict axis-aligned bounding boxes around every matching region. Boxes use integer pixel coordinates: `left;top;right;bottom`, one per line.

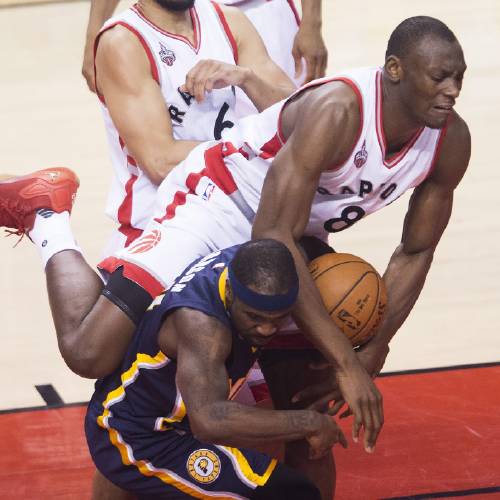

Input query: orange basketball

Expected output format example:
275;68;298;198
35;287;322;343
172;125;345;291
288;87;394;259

308;253;387;347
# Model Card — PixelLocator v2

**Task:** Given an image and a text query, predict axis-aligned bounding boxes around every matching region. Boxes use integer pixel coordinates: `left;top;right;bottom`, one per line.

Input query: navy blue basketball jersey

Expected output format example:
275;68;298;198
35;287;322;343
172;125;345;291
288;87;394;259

88;244;259;437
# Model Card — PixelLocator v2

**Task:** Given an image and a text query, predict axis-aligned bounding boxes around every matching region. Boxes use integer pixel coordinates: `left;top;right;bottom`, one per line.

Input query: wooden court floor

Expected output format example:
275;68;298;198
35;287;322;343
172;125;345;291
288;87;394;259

0;0;499;497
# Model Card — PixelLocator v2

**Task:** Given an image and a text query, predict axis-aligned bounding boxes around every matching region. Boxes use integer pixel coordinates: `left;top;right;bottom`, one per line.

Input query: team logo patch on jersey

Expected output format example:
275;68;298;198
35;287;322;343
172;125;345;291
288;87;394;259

159;43;176;66
354;140;368;168
127;229;162;254
187;449;221;484
202;182;216;201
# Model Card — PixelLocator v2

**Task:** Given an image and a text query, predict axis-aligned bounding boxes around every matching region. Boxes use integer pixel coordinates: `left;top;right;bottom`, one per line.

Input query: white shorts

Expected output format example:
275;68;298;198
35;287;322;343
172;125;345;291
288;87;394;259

99;142;254;297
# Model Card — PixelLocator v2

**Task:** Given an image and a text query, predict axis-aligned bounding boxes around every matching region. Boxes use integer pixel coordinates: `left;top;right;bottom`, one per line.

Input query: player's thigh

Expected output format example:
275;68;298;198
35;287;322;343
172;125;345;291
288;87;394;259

92;469;137;500
115;195;250;290
89;420;279;499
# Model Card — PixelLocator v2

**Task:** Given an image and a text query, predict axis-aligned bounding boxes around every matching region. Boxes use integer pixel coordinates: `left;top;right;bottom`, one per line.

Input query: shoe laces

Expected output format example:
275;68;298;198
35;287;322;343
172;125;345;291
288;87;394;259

0;198;32;245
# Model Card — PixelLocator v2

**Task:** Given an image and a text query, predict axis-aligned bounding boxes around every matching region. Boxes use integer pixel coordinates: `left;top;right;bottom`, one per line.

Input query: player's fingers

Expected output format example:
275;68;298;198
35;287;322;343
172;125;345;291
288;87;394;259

292;46;303;79
365;391;384;452
306;393;336;412
360;399;377;453
291;383;327;404
318;51;328;79
339;407;353;419
304;55;317;84
352;410;363;444
193;76;208;102
327;398;345;416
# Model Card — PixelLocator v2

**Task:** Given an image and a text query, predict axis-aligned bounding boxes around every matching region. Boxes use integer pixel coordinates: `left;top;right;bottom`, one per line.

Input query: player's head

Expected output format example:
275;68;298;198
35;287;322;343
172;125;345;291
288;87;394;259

153;0;195;12
226;239;299;346
384;16;466;129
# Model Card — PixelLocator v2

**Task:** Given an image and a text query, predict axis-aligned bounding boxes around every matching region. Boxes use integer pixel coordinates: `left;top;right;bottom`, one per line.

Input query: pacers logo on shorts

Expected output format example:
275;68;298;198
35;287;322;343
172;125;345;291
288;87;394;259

186;449;221;484
127;229;162;254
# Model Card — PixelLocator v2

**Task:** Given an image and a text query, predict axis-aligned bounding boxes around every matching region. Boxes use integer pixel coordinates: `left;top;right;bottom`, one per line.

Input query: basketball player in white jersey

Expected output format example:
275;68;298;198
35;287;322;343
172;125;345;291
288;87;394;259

82;0;326;93
94;0;298;255
0;16;470;498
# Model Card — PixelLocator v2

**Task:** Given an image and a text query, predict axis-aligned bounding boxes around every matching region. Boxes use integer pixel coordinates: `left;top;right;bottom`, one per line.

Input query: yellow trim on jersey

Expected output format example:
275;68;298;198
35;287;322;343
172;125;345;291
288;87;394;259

220;446;278;487
97;351;169;429
218;267;228;308
106;426;242;499
96;351;244;499
156;391;187;431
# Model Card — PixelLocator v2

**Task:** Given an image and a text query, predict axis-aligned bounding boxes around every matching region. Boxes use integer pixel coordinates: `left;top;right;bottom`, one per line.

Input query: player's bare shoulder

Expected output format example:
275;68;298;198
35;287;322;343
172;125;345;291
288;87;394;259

281;80;362;169
428;110;471;189
95;25;153;90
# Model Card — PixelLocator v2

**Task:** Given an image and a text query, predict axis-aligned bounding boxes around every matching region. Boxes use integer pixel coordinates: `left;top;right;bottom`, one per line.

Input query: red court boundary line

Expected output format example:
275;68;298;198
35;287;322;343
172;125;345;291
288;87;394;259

382;485;500;499
1;360;499;415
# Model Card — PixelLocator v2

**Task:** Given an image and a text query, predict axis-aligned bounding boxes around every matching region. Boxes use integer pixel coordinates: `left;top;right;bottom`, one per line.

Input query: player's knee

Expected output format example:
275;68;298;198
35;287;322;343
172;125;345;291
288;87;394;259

250;463;321;500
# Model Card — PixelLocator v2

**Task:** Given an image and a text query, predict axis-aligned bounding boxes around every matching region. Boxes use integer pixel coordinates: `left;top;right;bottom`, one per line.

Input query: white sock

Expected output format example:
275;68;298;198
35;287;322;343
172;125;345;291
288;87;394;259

28;210;81;267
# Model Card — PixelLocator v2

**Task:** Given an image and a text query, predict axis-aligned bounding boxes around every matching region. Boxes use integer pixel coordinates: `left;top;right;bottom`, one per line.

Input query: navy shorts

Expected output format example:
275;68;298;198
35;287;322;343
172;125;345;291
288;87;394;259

85;412;277;499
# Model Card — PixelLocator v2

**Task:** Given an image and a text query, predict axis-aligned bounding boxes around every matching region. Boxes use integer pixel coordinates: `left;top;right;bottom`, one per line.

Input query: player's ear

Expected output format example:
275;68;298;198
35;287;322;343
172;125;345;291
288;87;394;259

385;55;403;83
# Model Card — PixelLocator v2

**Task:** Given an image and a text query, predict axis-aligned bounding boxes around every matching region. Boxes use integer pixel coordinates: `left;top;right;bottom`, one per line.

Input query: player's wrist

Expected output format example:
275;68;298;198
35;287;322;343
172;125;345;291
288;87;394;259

236;66;253;88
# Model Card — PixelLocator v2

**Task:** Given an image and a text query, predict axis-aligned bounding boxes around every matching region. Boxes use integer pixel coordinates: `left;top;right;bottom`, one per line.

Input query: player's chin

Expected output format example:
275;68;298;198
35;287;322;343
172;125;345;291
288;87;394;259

248;334;275;347
424;109;451;129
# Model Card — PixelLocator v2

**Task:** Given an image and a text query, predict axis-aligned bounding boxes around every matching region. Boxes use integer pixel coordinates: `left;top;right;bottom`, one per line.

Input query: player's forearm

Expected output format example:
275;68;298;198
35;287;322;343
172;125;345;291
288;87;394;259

252;225;359;370
192;401;324;446
238;67;295;112
86;0;120;41
300;0;322;29
135;140;201;185
373;244;434;348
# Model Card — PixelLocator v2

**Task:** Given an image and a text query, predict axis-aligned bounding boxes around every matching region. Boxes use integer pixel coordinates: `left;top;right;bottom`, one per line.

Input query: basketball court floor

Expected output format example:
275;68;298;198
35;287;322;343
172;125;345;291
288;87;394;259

0;0;499;498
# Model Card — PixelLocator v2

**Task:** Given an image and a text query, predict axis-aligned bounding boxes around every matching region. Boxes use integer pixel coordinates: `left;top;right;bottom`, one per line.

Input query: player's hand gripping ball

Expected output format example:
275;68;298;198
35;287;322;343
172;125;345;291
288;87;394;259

309;253;387;347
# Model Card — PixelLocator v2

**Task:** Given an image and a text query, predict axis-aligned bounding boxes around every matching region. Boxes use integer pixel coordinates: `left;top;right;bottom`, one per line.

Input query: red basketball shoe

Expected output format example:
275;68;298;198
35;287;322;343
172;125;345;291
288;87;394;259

0;167;79;236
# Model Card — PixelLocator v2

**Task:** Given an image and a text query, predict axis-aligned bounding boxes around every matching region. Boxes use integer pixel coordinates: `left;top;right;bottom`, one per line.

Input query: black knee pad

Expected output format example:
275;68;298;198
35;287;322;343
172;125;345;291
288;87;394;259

250;463;321;500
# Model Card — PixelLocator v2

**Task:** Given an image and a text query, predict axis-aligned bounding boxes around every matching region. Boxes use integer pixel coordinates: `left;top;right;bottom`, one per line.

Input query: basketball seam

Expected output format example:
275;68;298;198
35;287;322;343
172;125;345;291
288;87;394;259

311;260;364;281
327;270;373;316
350;275;381;346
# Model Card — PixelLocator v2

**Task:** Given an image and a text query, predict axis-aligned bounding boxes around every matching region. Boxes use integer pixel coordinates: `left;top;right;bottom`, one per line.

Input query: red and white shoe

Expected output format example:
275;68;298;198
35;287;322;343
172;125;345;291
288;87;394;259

0;167;79;236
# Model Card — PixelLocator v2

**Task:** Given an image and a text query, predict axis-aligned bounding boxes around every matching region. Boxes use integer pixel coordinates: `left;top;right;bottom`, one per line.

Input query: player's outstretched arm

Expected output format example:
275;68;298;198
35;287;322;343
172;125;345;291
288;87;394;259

180;6;295;110
358;113;471;375
293;0;328;82
96;27;201;185
82;0;120;92
170;309;346;458
252;83;383;452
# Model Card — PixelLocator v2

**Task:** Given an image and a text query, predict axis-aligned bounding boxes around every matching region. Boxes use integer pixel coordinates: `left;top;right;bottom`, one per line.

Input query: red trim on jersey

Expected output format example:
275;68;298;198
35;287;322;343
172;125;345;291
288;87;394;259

98;257;164;298
127;155;138;167
263;332;315;350
154;143;239;224
117;174;141;246
95;20;160;99
375;70;424;168
211;2;238;64
259;133;283;160
286;0;301;26
425;118;450;180
118;224;143;247
132;4;201;53
276;76;364;171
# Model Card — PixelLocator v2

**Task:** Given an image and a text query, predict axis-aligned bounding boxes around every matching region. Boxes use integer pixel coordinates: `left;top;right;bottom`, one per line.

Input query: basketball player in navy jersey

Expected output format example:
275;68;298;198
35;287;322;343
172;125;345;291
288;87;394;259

86;239;346;499
0;15;470;485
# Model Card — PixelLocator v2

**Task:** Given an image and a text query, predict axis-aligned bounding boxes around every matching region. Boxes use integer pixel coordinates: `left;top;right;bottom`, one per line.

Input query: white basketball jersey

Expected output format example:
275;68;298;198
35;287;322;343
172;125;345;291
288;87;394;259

96;0;239;244
222;66;448;241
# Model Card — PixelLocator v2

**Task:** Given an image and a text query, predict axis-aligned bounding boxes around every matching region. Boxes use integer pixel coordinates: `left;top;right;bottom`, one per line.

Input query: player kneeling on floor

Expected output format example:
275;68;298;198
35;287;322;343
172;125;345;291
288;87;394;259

86;239;346;500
